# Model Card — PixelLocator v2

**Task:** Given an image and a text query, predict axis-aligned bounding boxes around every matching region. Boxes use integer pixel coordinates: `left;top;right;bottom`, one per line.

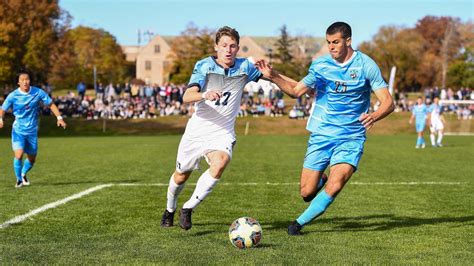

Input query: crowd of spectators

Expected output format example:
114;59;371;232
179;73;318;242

2;81;472;121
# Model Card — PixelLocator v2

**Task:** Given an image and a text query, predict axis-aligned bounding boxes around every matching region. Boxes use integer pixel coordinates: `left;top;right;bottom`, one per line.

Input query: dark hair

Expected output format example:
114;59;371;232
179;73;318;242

216;26;240;45
326;22;352;38
16;69;31;82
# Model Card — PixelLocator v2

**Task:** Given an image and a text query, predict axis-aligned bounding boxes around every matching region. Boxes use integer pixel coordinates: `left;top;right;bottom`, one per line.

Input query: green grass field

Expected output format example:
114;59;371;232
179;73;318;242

0;135;473;264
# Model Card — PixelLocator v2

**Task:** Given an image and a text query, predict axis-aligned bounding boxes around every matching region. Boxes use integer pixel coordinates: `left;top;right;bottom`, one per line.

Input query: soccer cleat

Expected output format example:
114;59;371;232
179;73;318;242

415;145;420;149
179;208;193;230
288;220;303;236
22;175;30;186
421;143;426;149
15;180;23;188
437;143;443;147
160;209;175;227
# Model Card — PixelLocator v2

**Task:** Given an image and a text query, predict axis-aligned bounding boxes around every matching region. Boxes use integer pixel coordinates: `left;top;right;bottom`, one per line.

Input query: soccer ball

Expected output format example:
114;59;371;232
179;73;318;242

228;217;262;249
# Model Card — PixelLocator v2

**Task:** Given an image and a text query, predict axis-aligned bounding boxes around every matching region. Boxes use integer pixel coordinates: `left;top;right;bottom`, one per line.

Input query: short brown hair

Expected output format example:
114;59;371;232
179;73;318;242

215;26;240;45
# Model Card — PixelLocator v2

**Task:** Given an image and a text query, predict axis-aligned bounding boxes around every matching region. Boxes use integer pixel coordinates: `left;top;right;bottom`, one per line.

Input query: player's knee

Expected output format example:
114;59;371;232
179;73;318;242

300;189;315;202
174;172;189;184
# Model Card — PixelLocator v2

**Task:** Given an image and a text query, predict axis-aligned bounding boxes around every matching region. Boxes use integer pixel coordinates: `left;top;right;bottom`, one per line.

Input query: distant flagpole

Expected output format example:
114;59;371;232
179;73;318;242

388;66;396;95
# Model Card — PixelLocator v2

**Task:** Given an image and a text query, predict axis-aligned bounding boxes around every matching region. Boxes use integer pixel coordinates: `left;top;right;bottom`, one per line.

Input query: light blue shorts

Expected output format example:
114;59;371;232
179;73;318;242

12;130;38;155
415;122;426;133
303;134;365;172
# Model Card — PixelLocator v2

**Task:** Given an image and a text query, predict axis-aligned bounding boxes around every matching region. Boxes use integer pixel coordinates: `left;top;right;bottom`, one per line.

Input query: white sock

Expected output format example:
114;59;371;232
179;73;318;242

182;170;219;209
430;134;436;146
437;132;443;145
166;174;185;212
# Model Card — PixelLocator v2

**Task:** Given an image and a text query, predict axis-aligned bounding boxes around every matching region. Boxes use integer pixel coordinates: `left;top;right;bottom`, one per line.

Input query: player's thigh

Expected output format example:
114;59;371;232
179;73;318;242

23;134;38;156
206;150;231;171
330;139;364;172
326;163;355;197
11;130;26;155
175;135;203;173
300;168;325;195
302;134;333;172
416;122;425;133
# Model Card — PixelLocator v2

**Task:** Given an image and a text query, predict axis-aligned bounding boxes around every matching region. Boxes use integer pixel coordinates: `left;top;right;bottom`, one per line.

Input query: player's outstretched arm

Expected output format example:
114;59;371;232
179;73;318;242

0;108;4;129
360;88;395;130
49;103;66;129
255;60;310;98
182;86;222;104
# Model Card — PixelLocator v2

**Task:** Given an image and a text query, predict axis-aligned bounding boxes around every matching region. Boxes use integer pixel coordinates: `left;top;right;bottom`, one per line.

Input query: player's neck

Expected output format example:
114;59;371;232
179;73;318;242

215;56;235;69
336;47;354;64
19;86;30;93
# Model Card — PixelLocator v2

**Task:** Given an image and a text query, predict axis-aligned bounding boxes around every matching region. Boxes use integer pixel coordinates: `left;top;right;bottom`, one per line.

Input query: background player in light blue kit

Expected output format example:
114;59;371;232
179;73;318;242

409;97;429;148
0;71;67;188
255;22;394;235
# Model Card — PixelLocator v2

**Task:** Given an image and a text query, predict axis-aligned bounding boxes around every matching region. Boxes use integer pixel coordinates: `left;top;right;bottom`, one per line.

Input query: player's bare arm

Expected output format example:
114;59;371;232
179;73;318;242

0;108;4;129
359;88;395;130
254;59;310;98
182;85;222;104
49;103;67;129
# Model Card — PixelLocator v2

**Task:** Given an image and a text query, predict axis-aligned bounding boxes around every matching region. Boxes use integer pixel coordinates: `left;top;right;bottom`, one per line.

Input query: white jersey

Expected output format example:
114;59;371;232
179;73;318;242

184;56;262;139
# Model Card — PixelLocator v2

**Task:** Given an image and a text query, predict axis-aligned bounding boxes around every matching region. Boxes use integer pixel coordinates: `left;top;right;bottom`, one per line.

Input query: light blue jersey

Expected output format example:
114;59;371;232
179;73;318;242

412;104;428;123
302;51;387;140
188;56;262;90
2;86;53;134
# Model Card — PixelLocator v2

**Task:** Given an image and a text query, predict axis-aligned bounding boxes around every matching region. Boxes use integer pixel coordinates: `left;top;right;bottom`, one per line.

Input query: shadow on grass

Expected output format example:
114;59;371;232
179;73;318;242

264;215;474;234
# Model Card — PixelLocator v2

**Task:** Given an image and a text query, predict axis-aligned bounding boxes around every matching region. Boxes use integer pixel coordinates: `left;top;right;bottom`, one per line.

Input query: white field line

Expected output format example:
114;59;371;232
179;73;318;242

1;181;467;229
0;184;112;229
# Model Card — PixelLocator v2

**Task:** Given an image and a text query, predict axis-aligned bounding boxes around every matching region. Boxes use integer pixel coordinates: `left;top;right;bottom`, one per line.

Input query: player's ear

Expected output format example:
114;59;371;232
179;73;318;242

346;37;352;47
214;44;218;52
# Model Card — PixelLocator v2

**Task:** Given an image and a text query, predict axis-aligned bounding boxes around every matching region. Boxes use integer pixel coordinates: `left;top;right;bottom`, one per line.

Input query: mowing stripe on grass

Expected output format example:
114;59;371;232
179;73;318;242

1;181;465;229
0;184;113;229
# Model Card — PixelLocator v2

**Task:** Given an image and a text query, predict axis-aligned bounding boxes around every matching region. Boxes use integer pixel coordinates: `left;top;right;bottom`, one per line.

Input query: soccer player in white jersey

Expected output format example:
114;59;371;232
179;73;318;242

161;26;262;230
0;71;66;188
255;22;394;235
428;96;445;147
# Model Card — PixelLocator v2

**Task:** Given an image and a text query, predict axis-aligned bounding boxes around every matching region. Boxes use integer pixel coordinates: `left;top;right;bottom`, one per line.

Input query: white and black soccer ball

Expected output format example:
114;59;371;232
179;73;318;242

228;217;262;249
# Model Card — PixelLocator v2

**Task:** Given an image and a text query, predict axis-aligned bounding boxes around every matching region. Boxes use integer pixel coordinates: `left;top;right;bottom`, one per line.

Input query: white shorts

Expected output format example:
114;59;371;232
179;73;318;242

430;119;444;132
175;133;236;173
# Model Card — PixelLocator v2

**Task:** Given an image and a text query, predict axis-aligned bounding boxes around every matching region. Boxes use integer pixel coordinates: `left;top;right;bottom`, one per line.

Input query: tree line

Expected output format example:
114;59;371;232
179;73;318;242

1;1;472;92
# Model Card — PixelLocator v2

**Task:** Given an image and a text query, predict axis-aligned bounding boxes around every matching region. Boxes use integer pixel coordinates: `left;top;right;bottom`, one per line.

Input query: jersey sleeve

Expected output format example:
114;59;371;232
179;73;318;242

188;60;207;91
365;57;388;91
247;60;262;82
1;93;14;111
302;61;319;91
39;88;53;105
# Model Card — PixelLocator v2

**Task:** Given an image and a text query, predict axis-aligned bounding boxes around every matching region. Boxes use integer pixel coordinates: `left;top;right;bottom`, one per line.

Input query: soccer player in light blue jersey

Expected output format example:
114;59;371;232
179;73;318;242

255;22;394;235
0;71;66;188
409;97;429;148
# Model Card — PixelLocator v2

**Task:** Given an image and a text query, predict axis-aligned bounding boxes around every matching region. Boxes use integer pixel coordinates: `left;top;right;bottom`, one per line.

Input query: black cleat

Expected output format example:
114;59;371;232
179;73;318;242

288;221;303;236
179;208;193;230
160;209;175;227
15;180;23;188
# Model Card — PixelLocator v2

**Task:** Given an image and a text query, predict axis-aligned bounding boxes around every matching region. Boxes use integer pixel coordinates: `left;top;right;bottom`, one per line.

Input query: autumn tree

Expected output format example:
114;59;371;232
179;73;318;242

168;23;215;85
272;25;310;80
0;0;65;86
49;26;127;90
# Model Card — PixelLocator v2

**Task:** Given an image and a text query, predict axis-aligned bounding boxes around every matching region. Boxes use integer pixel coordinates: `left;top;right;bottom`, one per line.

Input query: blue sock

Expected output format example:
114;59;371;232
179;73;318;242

420;137;425;145
21;159;34;177
416;137;422;146
13;158;23;182
296;190;334;226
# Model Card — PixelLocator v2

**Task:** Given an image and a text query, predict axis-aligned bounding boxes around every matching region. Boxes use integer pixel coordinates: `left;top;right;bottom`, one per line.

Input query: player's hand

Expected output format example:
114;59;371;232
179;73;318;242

202;90;222;101
57;119;67;129
359;113;375;130
254;59;273;79
0;121;3;129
